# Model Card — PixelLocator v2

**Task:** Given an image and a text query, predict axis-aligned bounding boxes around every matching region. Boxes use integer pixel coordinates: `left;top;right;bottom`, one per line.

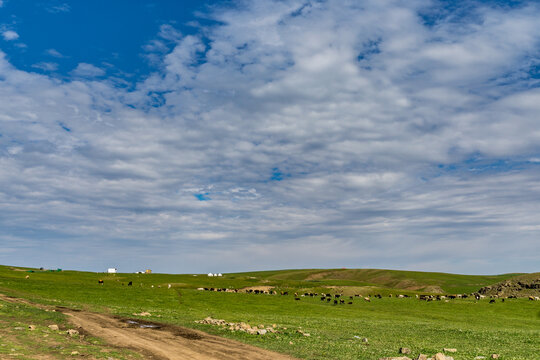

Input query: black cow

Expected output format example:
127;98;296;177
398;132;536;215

128;281;132;286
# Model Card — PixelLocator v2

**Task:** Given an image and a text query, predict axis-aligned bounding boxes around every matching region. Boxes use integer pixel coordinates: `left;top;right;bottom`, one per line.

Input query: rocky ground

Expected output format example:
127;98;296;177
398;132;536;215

478;273;540;297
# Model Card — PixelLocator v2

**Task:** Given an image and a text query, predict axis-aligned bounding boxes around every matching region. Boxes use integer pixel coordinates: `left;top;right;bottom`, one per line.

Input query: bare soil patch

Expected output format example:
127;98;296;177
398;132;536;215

0;293;296;360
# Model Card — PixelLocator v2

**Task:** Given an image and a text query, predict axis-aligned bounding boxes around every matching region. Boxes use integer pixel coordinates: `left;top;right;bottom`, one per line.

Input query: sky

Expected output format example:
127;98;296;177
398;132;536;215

0;0;539;275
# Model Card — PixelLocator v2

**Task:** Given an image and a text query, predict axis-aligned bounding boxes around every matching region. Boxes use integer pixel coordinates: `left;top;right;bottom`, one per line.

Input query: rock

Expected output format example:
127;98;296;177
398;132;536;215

400;348;412;354
415;355;428;360
443;348;457;353
491;355;499;359
71;351;79;355
257;329;267;335
28;325;36;331
434;353;453;360
67;329;79;336
13;327;24;330
289;341;293;345
48;325;59;331
379;357;412;360
474;357;486;360
133;311;151;317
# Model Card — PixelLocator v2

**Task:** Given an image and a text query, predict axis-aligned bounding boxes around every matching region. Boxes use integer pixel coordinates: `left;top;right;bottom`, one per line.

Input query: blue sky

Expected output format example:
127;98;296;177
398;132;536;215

0;0;539;274
0;0;216;79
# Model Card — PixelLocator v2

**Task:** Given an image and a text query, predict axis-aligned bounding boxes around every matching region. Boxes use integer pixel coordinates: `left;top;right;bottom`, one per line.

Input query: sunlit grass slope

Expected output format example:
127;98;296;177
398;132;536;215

0;265;537;360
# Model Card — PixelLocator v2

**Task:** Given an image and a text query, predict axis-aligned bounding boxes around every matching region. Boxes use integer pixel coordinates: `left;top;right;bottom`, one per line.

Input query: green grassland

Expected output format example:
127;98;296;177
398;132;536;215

0;296;141;359
0;265;538;359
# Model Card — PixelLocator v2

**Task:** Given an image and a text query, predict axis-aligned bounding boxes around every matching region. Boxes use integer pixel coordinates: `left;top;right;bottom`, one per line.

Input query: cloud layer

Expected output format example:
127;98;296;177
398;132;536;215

1;0;539;274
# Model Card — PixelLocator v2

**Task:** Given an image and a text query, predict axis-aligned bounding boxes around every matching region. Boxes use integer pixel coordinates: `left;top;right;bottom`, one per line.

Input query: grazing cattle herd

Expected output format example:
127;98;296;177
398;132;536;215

95;279;540;302
191;286;540;303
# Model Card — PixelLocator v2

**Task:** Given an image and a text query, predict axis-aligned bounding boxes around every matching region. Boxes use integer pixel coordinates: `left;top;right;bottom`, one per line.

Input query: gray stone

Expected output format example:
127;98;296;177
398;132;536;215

400;348;412;354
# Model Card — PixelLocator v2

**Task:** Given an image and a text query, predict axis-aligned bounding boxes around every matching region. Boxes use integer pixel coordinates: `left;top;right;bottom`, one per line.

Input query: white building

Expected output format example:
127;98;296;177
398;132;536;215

107;268;117;274
207;273;214;277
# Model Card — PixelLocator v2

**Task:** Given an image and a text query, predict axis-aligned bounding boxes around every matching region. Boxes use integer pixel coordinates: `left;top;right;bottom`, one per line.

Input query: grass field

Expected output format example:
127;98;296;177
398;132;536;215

0;265;538;359
0;296;141;359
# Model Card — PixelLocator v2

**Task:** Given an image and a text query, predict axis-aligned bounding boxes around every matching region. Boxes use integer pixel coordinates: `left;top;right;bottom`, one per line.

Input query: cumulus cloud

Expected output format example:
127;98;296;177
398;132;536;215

2;30;19;41
70;63;105;77
1;1;540;274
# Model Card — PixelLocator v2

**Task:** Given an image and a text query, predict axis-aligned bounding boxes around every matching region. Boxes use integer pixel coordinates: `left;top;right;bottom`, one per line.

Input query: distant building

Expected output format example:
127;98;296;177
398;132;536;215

208;273;214;277
107;268;117;274
217;273;222;277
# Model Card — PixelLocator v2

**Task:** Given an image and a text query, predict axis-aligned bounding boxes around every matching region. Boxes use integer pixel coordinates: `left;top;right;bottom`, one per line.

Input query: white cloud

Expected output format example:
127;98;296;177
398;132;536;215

2;30;19;41
1;1;540;274
46;48;64;58
70;63;105;77
31;62;58;71
46;3;70;13
158;24;182;41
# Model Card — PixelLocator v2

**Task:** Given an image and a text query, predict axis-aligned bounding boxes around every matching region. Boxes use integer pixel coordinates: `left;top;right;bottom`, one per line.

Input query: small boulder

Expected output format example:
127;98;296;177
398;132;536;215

415;355;428;360
433;353;453;360
257;329;267;335
28;325;36;331
379;357;412;360
48;324;59;331
474;357;486;360
443;348;457;353
67;329;79;336
491;355;500;359
400;348;412;354
70;351;79;356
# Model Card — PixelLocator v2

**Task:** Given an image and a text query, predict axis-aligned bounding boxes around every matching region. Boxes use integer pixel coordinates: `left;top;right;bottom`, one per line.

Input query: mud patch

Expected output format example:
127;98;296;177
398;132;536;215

119;316;203;340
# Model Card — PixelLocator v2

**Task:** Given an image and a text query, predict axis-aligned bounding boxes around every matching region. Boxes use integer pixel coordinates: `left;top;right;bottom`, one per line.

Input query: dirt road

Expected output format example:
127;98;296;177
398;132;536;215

0;294;297;360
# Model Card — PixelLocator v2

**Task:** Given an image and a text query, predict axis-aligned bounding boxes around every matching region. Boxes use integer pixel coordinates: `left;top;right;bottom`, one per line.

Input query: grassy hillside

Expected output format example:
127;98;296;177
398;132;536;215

235;268;522;294
0;265;538;360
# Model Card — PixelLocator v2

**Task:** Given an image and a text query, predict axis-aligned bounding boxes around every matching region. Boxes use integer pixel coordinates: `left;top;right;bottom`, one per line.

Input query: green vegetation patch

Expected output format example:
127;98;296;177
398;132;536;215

0;299;141;359
0;265;538;359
